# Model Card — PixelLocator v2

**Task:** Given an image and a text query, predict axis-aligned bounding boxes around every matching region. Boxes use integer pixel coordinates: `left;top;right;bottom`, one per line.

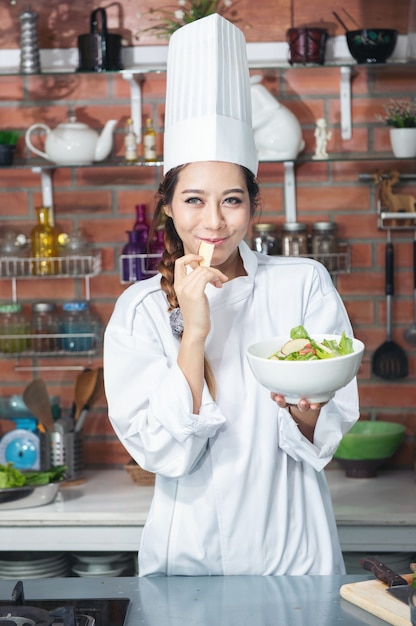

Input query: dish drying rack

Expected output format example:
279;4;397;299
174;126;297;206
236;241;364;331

0;252;101;302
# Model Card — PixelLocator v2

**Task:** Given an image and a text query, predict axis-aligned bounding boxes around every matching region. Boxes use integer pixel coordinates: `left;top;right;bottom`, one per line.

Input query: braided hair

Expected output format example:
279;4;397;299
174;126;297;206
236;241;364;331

148;164;260;397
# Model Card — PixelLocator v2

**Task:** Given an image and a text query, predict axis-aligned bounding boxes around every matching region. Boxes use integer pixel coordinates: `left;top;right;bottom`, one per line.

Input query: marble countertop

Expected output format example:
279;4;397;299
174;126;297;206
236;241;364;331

0;575;398;626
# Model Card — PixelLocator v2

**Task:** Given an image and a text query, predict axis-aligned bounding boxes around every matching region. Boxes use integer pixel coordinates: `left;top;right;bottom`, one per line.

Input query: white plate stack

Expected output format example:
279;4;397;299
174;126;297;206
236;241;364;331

0;552;70;578
70;552;137;577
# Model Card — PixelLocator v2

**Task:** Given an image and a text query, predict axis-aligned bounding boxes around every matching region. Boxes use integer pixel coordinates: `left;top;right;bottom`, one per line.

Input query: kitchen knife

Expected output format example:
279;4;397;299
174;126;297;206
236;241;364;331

360;556;413;605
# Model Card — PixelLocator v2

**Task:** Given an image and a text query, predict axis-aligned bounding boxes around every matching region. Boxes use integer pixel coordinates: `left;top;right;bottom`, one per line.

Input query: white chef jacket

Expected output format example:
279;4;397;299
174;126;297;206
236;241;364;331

104;241;359;577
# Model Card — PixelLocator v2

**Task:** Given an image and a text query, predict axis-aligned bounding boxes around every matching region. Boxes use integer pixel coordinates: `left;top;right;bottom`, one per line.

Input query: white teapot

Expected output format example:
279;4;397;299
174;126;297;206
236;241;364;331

251;75;305;161
25;114;117;165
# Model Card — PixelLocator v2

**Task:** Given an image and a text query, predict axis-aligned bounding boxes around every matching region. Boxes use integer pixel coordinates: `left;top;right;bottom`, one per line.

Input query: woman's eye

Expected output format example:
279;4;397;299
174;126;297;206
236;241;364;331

185;197;202;205
224;196;242;205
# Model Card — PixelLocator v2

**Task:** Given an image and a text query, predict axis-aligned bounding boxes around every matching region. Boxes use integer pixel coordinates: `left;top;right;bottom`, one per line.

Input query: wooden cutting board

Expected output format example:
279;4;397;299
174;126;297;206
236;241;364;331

340;574;413;626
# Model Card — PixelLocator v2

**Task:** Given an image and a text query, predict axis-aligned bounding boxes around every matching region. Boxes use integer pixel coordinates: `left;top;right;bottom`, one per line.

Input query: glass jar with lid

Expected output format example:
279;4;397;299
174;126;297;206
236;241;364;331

57;229;93;275
0;303;30;353
0;232;29;277
60;300;100;352
281;222;308;256
312;222;337;271
252;223;280;255
31;301;60;352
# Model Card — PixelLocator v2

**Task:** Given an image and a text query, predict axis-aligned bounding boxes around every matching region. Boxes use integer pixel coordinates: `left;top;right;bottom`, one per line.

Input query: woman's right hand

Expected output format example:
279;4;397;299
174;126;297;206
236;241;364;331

173;253;228;341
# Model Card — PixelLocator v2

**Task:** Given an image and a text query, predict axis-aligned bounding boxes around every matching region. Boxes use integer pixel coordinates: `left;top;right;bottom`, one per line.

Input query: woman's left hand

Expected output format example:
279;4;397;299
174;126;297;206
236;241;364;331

271;393;326;442
270;393;324;412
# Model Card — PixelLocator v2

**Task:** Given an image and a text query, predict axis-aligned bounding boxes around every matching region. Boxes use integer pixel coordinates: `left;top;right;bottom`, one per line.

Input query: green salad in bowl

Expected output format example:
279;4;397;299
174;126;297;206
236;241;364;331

268;325;354;361
246;326;364;404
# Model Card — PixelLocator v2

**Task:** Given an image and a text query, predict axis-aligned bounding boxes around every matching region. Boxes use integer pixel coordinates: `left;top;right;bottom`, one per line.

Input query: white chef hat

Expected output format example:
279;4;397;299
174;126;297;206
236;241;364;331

163;14;258;176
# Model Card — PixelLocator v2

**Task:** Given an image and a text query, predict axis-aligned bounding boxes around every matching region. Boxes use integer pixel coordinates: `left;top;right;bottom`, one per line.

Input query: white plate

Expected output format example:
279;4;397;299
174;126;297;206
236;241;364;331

0;483;60;510
0;558;68;574
0;565;69;579
0;552;66;567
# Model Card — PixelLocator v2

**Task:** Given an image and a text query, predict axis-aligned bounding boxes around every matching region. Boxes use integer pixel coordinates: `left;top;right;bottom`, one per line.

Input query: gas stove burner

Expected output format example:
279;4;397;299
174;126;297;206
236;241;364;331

0;606;94;626
0;582;130;626
0;604;53;625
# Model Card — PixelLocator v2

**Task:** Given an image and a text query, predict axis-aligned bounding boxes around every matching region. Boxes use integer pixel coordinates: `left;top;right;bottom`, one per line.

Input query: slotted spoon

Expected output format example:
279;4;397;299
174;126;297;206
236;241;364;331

372;235;408;379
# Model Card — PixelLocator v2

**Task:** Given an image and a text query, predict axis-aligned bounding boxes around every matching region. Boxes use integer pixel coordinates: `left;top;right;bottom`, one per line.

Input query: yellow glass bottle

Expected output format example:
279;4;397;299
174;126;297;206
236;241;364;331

143;117;157;163
31;206;58;276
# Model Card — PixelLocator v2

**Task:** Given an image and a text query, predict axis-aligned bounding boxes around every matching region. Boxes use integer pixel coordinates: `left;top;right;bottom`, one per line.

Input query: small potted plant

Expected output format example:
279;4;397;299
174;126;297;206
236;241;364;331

143;0;235;39
376;99;416;158
0;130;19;166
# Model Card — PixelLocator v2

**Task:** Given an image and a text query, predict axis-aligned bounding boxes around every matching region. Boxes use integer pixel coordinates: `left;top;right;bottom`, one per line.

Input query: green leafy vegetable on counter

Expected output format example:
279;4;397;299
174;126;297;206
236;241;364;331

0;463;66;489
269;325;354;361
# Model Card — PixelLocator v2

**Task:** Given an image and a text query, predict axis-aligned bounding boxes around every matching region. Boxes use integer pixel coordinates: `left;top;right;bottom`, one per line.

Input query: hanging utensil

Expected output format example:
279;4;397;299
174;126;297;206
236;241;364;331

22;379;55;432
332;11;349;32
404;233;416;345
75;367;105;432
72;369;99;423
342;7;361;29
372;231;408;379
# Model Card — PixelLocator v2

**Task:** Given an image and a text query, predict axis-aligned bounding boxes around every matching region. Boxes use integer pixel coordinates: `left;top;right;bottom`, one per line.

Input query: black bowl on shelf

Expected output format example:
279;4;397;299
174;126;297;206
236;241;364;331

346;29;398;64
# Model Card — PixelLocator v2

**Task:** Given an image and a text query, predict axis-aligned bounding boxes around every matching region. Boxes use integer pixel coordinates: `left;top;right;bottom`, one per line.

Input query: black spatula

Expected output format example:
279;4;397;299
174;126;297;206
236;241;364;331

372;237;408;379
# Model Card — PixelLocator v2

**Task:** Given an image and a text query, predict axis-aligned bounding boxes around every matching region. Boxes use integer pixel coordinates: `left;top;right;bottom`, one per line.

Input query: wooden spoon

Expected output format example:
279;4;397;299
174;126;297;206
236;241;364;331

73;369;99;423
22;379;55;432
75;367;105;432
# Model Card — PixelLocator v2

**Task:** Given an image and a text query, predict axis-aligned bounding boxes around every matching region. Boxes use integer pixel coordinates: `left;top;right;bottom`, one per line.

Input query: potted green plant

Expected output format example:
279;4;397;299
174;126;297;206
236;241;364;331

143;0;235;39
0;130;19;166
376;99;416;158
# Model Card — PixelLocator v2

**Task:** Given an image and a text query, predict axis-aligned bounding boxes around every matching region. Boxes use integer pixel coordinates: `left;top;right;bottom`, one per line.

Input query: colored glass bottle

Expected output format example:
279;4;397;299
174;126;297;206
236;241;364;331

133;204;149;244
30;206;58;276
143;117;157;163
148;225;165;271
124;118;138;164
122;230;147;282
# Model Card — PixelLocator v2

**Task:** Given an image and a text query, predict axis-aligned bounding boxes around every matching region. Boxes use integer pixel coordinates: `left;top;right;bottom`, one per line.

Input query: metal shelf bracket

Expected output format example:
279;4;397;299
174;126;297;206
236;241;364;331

283;161;297;222
31;167;54;222
340;66;352;140
122;72;143;143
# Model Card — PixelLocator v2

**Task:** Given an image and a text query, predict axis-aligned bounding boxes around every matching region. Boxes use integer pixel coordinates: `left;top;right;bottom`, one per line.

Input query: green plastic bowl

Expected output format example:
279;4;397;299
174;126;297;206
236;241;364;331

334;421;405;461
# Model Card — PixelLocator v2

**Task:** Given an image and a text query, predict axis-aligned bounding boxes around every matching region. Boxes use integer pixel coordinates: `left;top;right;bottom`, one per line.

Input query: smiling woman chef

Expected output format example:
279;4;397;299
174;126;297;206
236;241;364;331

103;14;360;577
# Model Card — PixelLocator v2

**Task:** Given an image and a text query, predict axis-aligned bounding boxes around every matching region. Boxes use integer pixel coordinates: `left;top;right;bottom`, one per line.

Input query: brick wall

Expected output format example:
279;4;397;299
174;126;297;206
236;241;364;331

0;1;416;472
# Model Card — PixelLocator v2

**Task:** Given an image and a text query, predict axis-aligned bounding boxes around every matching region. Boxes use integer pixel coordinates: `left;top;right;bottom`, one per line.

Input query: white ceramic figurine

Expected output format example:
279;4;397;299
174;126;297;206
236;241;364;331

313;118;332;159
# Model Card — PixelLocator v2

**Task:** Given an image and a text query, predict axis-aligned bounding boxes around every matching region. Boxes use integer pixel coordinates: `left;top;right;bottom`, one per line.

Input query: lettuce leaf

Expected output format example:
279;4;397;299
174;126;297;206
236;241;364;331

0;463;66;488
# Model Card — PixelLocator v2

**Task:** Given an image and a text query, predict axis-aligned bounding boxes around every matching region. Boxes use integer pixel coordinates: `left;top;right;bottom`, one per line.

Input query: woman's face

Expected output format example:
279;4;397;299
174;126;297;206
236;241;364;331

164;161;252;275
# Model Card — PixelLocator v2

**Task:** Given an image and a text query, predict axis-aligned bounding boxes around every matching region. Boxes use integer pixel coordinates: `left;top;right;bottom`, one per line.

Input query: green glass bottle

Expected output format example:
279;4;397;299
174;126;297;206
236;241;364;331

31;206;58;275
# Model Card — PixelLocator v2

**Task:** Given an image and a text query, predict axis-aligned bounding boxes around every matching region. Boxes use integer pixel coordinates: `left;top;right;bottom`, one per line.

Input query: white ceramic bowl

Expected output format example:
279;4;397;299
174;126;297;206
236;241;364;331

246;334;364;404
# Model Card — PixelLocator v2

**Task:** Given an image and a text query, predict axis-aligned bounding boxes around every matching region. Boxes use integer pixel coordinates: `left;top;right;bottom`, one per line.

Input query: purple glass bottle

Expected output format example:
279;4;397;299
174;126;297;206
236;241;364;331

148;226;165;271
121;230;147;282
133;204;149;244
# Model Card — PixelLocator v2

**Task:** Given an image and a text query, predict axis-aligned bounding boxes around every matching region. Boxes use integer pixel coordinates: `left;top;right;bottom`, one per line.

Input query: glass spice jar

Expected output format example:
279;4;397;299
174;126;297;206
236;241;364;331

312;222;337;271
0;303;30;353
60;300;100;352
281;222;308;256
31;301;60;352
251;223;280;255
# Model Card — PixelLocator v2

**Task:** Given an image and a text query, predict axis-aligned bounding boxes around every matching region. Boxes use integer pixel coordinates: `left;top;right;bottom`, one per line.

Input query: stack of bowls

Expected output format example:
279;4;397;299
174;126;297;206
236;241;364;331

70;552;136;577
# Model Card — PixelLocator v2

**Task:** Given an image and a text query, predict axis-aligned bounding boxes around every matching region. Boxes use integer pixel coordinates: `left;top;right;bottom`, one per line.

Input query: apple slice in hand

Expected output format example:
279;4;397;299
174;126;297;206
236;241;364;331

199;241;215;267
